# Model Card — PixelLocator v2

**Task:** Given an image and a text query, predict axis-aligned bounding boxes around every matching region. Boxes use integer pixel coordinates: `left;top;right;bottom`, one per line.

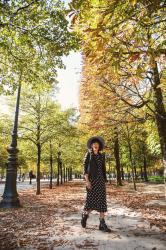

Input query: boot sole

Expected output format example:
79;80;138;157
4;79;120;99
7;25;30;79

99;227;111;233
81;222;86;228
81;219;87;228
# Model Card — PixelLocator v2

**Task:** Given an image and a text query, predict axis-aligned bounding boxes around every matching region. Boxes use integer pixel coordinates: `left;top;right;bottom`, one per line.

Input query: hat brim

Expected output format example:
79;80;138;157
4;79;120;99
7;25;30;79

87;136;105;150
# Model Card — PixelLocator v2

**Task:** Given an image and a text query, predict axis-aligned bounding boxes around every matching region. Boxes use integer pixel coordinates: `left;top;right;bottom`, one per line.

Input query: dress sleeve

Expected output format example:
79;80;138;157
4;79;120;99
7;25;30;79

83;151;90;175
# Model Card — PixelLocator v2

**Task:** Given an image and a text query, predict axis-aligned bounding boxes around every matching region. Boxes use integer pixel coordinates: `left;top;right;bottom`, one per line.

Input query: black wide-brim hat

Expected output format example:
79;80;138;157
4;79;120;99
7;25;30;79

87;136;105;151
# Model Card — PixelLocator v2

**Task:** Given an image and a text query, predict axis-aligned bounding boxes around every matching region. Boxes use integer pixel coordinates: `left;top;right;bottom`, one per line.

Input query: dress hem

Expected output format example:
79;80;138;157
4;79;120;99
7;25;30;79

84;207;107;213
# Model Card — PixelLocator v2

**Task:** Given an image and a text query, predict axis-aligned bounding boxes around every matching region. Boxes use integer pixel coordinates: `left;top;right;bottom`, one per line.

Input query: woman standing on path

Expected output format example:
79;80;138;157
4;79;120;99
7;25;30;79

81;136;111;233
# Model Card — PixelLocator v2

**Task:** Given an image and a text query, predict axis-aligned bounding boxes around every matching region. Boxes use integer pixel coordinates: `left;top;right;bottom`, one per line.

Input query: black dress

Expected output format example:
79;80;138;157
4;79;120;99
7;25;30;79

83;151;107;213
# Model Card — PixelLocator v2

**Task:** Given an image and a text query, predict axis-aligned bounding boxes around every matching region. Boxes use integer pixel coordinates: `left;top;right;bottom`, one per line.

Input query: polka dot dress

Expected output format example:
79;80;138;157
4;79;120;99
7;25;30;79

83;152;107;213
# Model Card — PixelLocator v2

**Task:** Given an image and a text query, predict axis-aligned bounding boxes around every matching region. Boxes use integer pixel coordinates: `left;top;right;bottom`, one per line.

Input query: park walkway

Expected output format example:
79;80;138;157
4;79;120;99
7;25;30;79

0;179;54;194
0;180;165;250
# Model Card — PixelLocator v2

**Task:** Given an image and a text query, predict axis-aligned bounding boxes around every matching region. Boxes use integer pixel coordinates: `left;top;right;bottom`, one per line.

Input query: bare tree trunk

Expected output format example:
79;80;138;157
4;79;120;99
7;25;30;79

49;140;53;189
133;160;137;181
65;168;68;182
143;155;148;182
66;168;68;181
63;165;66;183
121;164;124;180
68;168;70;181
128;142;137;191
140;165;144;180
57;161;60;186
60;162;63;185
114;127;122;186
126;165;129;181
108;157;111;183
36;142;41;195
126;125;137;191
36;96;41;195
70;167;72;180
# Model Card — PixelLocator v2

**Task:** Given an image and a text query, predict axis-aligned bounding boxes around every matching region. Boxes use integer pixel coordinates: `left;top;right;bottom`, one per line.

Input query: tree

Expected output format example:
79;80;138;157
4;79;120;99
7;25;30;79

79;56;132;185
19;86;79;194
19;88;62;194
71;0;166;184
0;0;78;93
0;0;79;207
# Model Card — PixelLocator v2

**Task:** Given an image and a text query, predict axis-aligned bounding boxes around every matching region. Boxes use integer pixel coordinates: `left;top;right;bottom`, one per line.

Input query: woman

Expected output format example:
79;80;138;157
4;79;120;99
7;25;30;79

81;136;111;233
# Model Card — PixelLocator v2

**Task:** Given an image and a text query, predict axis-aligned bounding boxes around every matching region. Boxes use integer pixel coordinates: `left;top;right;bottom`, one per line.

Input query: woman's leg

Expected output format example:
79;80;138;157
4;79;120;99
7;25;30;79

81;209;92;228
99;212;105;219
84;209;92;215
99;212;111;232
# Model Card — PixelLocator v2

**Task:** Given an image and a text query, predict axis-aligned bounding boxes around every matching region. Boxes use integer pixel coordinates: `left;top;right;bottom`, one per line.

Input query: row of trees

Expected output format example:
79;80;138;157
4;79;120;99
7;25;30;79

0;0;81;203
70;0;166;189
0;84;84;194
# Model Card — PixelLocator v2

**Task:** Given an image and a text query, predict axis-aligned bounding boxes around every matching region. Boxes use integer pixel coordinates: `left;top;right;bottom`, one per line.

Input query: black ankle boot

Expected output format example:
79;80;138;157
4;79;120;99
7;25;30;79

81;212;89;228
99;218;111;232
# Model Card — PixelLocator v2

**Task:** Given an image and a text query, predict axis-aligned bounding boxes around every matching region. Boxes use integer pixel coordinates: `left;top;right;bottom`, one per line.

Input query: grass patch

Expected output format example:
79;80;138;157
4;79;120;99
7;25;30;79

148;175;164;183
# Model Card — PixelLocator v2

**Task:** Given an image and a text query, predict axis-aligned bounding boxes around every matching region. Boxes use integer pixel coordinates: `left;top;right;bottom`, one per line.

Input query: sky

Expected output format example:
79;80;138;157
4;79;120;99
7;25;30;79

56;52;82;110
56;2;83;110
56;1;83;110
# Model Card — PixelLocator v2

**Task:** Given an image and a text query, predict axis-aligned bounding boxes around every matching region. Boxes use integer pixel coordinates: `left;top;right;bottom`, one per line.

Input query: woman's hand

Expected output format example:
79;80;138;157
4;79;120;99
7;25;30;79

86;180;92;190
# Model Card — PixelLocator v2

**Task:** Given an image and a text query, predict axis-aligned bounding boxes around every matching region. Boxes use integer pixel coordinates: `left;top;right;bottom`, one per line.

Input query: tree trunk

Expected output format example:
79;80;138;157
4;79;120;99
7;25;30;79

65;168;67;181
68;168;70;181
128;143;137;191
108;158;111;183
114;128;122;186
60;162;63;185
140;165;144;180
66;168;68;181
63;165;66;183
126;125;137;191
152;61;166;192
133;160;137;180
36;143;41;195
143;155;148;182
57;161;60;186
49;141;53;189
70;167;72;180
126;165;130;181
121;164;124;180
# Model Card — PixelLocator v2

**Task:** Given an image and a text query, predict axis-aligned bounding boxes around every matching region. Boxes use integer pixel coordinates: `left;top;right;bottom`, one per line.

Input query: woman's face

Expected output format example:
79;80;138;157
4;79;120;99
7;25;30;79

91;142;100;151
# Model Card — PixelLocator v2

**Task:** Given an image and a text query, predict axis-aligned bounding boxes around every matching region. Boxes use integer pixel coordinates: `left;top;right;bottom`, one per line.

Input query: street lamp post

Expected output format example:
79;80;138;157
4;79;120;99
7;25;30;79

0;82;22;208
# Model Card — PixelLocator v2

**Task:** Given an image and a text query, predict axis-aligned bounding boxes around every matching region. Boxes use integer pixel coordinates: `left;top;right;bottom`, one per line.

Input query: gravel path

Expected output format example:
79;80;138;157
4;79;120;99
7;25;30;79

0;181;165;250
50;184;166;250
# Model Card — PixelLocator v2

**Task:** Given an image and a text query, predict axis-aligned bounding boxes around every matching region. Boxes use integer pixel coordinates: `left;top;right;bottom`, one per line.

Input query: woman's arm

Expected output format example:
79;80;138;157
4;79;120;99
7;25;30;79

83;151;90;175
84;174;91;189
83;151;92;189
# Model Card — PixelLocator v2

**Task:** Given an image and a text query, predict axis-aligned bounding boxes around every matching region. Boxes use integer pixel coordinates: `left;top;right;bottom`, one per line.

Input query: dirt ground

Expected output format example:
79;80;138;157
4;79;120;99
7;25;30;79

0;180;165;250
